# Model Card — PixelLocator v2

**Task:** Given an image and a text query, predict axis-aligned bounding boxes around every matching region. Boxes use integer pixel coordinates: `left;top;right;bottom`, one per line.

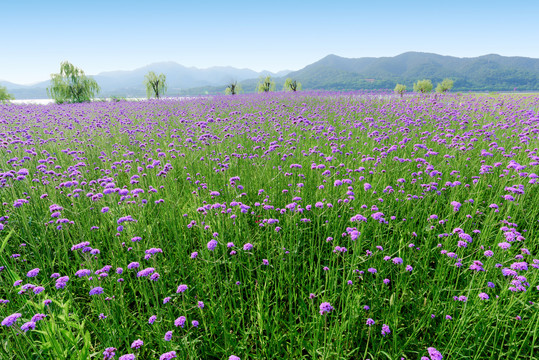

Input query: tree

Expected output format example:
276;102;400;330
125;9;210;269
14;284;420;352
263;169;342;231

144;71;167;99
225;81;242;95
283;78;302;92
0;86;14;101
436;78;454;93
394;84;406;97
256;76;275;93
413;79;433;94
47;61;100;104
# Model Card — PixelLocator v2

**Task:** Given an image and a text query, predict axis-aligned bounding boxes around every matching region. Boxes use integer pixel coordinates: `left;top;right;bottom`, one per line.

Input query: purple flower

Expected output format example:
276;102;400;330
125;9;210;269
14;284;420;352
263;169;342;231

164;330;173;341
381;324;391;336
148;315;157;324
229;356;241;360
478;293;489;300
160;351;177;360
243;243;253;251
163;297;171;304
137;267;155;277
26;268;40;277
192;320;199;327
366;318;375;326
2;313;21;327
427;347;443;360
103;347;116;360
31;314;46;322
319;302;334;315
20;321;36;332
130;339;143;349
177;284;188;293
191;252;198;259
118;355;135;360
89;287;104;296
174;316;186;328
392;257;403;265
127;262;140;269
207;239;218;251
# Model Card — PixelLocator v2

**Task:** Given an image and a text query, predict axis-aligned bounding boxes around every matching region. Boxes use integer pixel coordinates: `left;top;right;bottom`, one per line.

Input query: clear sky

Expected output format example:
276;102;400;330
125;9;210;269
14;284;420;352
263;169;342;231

2;0;538;84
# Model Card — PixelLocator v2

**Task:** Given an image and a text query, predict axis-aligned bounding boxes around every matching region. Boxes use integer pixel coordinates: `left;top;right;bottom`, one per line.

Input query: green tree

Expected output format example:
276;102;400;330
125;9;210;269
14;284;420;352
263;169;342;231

144;71;167;99
47;61;100;104
225;81;242;95
394;84;406;97
257;76;275;93
0;86;14;101
435;78;454;93
413;79;433;94
283;78;302;92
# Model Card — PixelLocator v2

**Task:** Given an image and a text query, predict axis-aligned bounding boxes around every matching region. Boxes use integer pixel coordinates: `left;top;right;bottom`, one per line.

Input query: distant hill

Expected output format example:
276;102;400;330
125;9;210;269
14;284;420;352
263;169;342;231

3;52;539;99
284;52;539;91
1;63;292;99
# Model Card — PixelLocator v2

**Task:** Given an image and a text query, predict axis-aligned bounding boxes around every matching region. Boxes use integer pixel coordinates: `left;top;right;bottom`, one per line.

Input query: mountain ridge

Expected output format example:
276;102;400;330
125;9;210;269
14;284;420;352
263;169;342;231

3;52;539;99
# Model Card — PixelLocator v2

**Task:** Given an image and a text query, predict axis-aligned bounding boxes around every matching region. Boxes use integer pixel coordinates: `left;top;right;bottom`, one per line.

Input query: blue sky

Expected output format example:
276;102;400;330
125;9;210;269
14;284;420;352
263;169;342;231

2;0;538;84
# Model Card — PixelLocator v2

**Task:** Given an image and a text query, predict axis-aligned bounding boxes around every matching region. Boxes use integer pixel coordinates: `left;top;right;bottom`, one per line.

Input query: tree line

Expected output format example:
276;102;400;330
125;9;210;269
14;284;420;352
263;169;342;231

0;62;457;103
394;78;454;97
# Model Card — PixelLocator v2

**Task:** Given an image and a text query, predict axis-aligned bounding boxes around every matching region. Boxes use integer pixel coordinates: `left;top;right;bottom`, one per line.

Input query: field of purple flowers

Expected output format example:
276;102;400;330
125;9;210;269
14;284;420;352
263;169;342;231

1;92;538;359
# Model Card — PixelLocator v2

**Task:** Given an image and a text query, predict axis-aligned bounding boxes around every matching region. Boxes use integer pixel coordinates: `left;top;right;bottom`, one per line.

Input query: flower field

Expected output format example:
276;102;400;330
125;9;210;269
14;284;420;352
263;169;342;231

1;92;539;359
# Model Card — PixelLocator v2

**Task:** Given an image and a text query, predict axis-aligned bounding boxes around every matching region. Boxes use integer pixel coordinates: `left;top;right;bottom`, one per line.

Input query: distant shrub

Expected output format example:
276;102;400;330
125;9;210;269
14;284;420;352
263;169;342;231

394;84;406;97
413;79;433;94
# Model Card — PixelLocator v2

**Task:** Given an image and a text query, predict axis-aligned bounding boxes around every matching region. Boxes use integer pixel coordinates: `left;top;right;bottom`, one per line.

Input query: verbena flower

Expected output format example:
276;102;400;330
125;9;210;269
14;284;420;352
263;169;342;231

2;313;22;327
319;302;334;315
130;339;143;349
89;287;104;296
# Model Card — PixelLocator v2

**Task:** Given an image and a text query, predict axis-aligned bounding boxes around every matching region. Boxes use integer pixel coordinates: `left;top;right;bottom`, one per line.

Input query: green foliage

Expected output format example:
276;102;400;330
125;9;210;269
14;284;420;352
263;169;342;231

46;62;100;104
144;71;167;99
283;78;302;92
0;85;14;101
436;78;454;93
256;75;275;93
413;79;433;93
394;84;406;97
33;300;92;359
225;81;242;95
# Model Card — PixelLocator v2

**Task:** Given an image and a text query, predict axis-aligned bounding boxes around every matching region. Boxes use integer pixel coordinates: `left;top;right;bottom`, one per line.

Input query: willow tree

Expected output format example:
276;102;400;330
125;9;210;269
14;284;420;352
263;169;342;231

144;72;167;99
394;84;406;97
256;76;275;93
283;78;302;92
225;81;242;95
0;86;14;101
436;78;454;93
413;79;433;94
47;61;100;104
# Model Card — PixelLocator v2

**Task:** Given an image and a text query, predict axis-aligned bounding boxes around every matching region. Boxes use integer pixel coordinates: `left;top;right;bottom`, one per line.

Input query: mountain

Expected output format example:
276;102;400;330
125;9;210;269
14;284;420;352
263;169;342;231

4;52;539;99
1;63;291;99
284;52;539;91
